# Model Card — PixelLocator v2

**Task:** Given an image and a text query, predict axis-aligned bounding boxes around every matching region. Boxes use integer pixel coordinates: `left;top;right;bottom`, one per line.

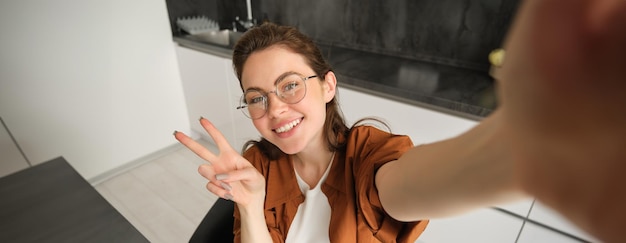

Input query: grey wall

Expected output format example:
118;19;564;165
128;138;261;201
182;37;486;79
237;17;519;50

166;0;519;71
259;0;519;71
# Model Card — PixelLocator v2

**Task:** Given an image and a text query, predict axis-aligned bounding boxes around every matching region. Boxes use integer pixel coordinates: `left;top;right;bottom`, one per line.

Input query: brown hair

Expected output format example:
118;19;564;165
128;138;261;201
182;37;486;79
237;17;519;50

233;23;387;159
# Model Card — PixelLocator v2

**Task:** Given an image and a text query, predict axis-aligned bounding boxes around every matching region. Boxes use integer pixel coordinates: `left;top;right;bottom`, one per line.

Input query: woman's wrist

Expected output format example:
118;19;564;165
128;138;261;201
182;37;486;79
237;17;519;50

236;193;266;225
237;198;273;243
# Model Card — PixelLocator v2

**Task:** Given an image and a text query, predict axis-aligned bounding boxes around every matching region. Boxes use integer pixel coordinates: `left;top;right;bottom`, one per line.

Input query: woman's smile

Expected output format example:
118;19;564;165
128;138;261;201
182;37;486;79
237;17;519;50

274;118;303;134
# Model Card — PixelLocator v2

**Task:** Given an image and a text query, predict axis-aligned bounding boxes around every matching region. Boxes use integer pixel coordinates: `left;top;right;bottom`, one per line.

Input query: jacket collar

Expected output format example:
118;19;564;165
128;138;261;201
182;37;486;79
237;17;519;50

264;132;349;208
264;155;303;208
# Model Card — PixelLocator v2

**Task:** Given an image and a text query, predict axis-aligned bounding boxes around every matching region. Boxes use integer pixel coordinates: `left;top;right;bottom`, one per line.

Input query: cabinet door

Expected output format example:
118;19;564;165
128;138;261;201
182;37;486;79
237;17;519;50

225;67;259;152
176;46;236;145
495;199;535;218
416;208;524;243
337;87;477;145
0;117;30;177
527;202;599;242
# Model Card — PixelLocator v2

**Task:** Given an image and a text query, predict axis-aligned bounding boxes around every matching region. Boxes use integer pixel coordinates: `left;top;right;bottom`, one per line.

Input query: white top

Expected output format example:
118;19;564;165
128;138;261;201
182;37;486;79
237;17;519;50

285;156;334;243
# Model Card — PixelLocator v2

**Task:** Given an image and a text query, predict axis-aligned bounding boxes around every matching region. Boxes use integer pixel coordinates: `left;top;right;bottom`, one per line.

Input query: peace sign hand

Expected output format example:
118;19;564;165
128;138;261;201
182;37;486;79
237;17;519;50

174;117;266;209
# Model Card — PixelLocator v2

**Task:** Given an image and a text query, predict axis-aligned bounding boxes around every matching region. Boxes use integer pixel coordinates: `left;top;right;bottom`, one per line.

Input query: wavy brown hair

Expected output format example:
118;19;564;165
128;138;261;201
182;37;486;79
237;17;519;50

233;22;388;159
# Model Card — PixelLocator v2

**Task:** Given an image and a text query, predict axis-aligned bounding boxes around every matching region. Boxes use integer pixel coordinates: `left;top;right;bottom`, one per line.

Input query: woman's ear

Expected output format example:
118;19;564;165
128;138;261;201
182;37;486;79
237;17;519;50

322;71;337;103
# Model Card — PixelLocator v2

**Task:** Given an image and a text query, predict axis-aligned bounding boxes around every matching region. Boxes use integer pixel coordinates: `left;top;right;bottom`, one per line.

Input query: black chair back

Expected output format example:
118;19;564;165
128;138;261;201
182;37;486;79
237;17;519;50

189;198;235;243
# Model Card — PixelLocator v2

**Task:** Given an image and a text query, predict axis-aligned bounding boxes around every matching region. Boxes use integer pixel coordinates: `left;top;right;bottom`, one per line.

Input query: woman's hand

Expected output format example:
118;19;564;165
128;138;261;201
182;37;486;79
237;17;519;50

494;0;626;241
174;117;266;209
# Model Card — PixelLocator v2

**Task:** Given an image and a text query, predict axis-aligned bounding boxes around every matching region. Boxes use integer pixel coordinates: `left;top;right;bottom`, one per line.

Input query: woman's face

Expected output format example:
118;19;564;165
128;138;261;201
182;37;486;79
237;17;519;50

241;45;336;154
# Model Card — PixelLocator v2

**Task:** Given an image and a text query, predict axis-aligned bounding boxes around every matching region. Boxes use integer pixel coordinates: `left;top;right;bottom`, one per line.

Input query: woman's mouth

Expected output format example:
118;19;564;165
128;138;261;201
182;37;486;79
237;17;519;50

274;118;302;133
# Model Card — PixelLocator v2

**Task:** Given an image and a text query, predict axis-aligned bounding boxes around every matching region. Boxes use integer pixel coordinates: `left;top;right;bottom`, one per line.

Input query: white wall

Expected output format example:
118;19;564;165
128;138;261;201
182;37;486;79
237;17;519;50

0;0;191;180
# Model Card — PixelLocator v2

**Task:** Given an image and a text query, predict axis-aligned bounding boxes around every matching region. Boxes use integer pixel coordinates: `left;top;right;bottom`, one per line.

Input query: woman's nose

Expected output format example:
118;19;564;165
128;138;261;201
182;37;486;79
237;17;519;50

266;93;288;118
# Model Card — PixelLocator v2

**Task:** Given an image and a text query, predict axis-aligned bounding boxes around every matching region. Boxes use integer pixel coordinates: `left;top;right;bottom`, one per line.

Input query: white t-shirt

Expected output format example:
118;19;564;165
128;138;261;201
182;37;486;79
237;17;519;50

285;159;334;243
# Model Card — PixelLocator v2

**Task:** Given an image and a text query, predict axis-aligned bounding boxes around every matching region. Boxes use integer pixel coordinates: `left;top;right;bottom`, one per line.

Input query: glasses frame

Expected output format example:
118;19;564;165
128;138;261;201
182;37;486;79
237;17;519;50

236;74;318;119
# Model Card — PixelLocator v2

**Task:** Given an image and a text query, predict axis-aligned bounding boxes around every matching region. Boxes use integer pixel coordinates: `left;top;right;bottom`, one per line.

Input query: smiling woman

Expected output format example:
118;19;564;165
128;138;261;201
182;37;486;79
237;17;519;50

174;22;428;243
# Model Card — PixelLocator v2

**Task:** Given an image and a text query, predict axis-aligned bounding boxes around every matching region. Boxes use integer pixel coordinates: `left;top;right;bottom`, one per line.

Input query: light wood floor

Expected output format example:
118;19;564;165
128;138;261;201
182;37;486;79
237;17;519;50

94;139;218;243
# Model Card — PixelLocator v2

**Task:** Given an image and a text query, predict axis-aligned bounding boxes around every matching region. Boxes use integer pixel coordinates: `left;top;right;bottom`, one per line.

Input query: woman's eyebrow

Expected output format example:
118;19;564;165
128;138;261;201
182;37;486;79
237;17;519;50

244;71;302;92
273;71;301;85
243;86;263;92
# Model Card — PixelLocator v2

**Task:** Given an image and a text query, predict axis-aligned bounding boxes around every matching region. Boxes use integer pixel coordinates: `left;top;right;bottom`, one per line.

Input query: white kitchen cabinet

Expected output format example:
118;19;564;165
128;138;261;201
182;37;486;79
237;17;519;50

416;208;524;243
175;46;258;150
527;202;599;242
225;66;261;152
495;199;535;218
0;117;30;177
176;45;234;143
517;223;587;243
337;87;479;145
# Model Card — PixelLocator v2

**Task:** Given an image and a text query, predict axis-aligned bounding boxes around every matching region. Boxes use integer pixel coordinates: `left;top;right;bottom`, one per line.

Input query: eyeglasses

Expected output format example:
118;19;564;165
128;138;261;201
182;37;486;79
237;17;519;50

236;74;318;119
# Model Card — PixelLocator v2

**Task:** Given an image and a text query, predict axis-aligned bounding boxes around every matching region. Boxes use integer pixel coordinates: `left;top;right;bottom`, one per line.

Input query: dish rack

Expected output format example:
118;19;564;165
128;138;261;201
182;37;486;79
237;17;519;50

176;16;219;35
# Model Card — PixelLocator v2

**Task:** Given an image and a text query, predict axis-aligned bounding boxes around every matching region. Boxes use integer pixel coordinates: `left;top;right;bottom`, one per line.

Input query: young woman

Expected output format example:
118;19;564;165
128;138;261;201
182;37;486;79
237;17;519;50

174;23;428;242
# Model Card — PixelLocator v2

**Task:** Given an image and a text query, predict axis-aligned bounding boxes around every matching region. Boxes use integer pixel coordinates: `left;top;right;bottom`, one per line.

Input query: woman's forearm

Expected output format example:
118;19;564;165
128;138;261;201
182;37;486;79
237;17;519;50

377;111;528;221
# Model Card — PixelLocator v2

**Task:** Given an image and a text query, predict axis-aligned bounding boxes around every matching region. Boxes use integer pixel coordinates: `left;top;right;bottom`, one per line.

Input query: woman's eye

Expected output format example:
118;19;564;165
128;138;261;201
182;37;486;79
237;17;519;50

282;81;299;92
248;96;265;104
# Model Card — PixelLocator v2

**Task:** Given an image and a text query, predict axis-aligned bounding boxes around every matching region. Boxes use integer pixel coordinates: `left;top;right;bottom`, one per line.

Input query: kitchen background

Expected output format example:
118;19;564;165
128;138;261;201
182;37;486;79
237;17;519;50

165;0;519;72
0;0;597;242
164;1;597;242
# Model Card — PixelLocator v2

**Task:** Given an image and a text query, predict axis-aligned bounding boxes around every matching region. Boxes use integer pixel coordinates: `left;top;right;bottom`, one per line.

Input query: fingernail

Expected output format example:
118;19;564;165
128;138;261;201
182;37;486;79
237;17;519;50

199;116;204;121
172;130;178;136
220;182;232;191
224;193;233;200
215;174;228;180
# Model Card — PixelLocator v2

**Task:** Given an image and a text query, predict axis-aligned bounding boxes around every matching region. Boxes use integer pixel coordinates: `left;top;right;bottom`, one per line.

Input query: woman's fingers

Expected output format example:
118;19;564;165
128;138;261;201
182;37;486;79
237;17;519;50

206;181;233;200
214;167;264;185
199;117;234;153
199;165;235;200
198;163;216;181
201;165;265;203
173;131;218;164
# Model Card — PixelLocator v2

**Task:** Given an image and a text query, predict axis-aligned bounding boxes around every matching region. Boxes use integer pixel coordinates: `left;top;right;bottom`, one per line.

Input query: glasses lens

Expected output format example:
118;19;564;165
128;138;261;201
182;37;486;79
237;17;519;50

277;74;306;104
242;90;266;119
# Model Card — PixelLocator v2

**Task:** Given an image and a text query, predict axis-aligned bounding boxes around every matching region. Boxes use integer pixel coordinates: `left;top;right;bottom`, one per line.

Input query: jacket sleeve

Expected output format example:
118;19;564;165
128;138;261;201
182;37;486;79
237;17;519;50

349;126;429;242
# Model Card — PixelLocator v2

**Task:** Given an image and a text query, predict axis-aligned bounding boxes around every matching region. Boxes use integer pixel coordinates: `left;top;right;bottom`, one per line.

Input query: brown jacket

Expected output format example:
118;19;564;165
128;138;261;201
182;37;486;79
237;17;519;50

233;126;428;242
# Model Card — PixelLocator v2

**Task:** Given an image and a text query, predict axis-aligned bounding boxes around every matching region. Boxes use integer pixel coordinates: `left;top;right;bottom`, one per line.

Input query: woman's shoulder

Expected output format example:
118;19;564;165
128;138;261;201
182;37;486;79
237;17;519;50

347;125;412;146
344;125;413;165
350;125;389;135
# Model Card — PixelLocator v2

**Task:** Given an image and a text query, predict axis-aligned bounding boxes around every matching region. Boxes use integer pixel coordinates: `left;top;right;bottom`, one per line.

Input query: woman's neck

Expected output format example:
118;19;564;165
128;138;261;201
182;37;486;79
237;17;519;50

292;150;335;189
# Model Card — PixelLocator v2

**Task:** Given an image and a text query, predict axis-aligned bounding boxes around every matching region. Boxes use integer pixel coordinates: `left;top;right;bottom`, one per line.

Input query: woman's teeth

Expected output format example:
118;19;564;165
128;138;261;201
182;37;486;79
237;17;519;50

275;119;301;133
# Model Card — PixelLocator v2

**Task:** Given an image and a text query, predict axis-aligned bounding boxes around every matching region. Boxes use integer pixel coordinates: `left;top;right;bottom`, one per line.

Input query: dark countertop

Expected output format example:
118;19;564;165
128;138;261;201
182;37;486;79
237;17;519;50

174;36;497;121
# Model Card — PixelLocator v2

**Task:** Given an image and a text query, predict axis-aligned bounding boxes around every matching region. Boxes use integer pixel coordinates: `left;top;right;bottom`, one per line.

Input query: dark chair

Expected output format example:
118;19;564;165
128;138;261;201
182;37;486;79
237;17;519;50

189;198;235;243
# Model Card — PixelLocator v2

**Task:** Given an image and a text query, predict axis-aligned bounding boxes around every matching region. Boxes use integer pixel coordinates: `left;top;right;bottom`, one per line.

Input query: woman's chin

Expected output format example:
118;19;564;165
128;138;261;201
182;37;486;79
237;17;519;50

276;143;304;155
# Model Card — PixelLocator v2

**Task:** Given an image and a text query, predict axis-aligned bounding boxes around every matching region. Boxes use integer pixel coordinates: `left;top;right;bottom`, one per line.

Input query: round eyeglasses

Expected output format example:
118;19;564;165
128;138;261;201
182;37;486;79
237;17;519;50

236;74;318;119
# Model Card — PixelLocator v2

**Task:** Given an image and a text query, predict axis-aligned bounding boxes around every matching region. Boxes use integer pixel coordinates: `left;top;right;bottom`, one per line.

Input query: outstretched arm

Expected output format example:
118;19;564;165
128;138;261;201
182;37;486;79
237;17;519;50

376;111;527;220
377;0;626;242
